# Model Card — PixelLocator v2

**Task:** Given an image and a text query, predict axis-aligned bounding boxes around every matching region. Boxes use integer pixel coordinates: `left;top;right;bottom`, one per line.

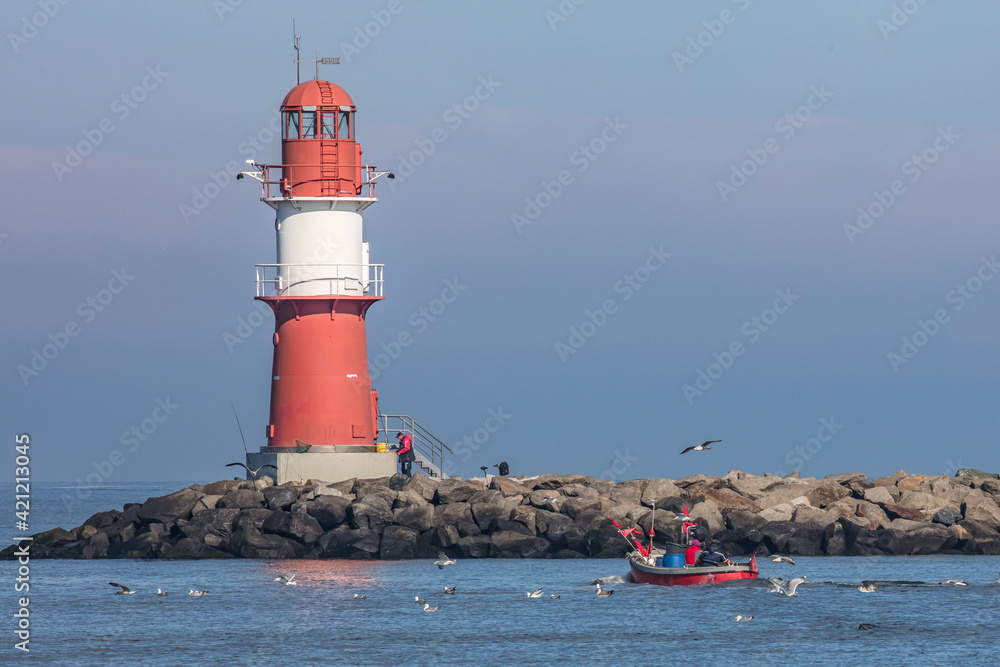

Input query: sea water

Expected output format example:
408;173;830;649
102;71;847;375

2;483;999;665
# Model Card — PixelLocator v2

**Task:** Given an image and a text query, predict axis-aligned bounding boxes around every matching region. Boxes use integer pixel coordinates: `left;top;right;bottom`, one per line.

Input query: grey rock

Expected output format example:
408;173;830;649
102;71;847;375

434;479;480;504
135;488;202;526
491;531;551;558
307;496;352;530
395;503;434;532
380;525;420;559
216;489;266;510
932;508;963;526
263;486;298;511
320;525;380;559
262;511;324;545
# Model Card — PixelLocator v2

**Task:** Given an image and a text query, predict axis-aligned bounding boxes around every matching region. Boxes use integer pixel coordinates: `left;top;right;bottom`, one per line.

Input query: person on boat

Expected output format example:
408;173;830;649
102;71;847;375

685;539;702;566
700;543;727;566
395;431;415;477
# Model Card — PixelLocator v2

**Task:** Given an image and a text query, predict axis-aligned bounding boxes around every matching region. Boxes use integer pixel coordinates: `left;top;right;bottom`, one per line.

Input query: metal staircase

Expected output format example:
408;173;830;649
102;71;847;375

378;415;451;478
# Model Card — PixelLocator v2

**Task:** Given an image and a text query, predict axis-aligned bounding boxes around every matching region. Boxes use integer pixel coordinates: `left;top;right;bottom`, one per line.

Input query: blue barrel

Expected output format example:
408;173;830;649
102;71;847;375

663;553;685;568
654;555;663;567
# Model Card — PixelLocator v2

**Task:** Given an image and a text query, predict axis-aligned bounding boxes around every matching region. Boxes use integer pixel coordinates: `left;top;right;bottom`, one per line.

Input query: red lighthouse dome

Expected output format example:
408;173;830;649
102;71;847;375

279;80;362;197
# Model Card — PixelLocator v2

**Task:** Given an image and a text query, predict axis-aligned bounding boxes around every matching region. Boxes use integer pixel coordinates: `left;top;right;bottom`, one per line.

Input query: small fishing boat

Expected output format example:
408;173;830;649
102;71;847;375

609;504;758;587
629;552;758;587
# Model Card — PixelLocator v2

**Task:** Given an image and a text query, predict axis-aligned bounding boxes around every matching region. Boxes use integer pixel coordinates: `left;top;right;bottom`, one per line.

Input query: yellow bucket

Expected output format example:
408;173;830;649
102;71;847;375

375;442;387;453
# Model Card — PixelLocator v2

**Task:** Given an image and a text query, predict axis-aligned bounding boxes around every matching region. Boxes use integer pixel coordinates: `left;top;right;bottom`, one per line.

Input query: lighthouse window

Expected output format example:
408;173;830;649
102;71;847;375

301;111;317;139
283;111;300;139
321;112;337;138
339;112;351;139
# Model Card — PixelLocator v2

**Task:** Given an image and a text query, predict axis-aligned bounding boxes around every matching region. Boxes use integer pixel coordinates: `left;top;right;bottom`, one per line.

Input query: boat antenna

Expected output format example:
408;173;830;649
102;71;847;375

231;401;249;461
648;499;655;558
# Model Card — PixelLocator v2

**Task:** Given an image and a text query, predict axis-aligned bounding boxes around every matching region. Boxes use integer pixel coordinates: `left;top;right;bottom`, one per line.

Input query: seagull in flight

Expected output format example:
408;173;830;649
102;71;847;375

765;578;785;593
109;582;135;595
443;587;455;595
771;555;796;565
526;589;544;598
423;603;440;612
274;571;298;589
680;440;720;455
225;462;277;477
772;576;807;597
858;581;878;593
734;615;754;622
434;554;456;569
596;584;614;597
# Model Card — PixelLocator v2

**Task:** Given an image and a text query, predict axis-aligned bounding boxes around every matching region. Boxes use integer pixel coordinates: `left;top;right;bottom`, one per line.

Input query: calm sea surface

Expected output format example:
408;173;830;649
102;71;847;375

2;483;999;665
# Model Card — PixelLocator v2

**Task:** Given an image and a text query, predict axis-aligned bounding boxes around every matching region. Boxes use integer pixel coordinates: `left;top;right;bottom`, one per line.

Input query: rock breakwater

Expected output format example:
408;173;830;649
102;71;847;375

7;470;1000;560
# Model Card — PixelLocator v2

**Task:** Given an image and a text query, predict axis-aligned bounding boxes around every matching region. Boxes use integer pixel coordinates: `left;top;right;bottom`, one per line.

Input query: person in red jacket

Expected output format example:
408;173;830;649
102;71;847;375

685;539;702;566
395;431;415;477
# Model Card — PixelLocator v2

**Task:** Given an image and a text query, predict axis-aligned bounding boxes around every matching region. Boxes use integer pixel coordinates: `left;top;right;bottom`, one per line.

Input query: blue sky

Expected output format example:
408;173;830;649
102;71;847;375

3;1;999;487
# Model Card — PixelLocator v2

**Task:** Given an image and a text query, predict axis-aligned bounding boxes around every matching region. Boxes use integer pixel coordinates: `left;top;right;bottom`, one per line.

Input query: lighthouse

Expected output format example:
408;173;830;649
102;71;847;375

241;78;397;484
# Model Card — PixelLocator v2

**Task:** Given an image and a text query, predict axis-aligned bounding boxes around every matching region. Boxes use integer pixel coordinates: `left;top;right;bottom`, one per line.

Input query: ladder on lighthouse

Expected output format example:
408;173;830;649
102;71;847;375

379;415;451;479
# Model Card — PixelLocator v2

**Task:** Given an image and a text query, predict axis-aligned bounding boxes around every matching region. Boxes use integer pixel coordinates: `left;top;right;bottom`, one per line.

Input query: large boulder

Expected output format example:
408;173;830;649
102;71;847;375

307;496;352;530
203;479;243;496
688;500;725;534
320;525;380;559
640;479;684;507
162;538;233;560
862;486;894;506
491;531;551;558
232;531;299;559
455;534;492;558
608;484;642;506
824;472;866;485
217;489;266;510
470;501;510;530
510;506;538;535
962;491;1000;528
759;503;795;523
403;474;440;502
263;486;299;511
530;474;593;491
883;504;924;522
876;523;956;555
822;521;847;555
956;468;999;480
759;521;799;553
561;496;602;519
871;470;908;487
896;492;958;519
348;496;395;531
379;526;420;559
784;527;825;556
490;476;532;498
262;511;324;545
932;508;963;526
395;503;434;532
793;506;838;529
702;488;760;513
177;508;241;547
135;488;202;525
434;479;480;504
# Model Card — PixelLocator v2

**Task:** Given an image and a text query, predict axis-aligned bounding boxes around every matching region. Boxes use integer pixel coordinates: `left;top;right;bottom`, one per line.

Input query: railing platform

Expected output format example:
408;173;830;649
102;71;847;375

255;263;383;298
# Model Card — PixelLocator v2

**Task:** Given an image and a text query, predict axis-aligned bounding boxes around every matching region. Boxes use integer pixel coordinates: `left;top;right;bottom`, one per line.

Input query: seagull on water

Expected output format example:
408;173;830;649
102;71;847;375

858;581;878;593
225;462;277;477
109;582;135;595
434;554;456;569
415;596;426;605
423;603;440;612
596;584;614;597
940;579;968;586
443;587;455;595
771;576;806;597
734;615;754;622
189;590;209;596
550;594;561;599
274;571;298;589
771;555;796;565
354;594;366;600
156;589;168;596
681;440;720;455
526;589;544;598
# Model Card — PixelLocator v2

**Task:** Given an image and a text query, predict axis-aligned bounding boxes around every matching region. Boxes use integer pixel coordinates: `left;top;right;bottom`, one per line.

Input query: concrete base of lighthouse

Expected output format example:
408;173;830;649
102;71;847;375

246;447;396;485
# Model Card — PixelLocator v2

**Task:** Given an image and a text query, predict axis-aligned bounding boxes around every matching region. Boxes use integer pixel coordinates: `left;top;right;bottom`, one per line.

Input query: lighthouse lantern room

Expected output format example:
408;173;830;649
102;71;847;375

241;77;396;484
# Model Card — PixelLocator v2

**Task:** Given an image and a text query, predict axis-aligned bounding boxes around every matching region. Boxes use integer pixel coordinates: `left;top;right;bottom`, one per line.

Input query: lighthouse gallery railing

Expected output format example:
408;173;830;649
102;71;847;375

256;263;384;298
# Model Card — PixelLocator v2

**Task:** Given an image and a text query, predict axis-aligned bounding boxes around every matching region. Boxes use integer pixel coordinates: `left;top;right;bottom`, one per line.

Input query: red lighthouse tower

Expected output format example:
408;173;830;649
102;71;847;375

242;78;397;483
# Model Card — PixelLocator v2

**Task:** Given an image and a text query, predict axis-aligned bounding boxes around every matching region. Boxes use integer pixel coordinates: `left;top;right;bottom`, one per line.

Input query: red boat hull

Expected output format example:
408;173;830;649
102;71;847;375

629;559;758;587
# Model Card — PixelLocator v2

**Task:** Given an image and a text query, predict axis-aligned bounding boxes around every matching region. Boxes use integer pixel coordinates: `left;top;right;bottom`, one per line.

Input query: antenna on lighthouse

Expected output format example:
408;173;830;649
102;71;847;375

292;20;302;84
291;21;340;83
